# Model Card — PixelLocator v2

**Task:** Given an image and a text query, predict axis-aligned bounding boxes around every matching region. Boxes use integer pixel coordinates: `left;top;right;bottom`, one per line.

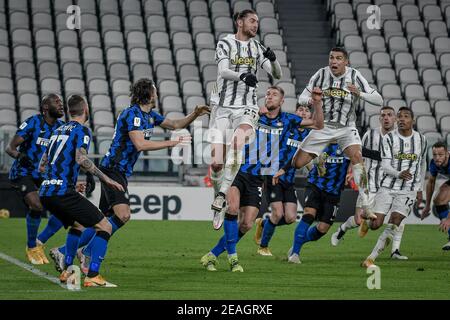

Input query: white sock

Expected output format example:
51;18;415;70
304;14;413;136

341;216;359;232
368;224;396;260
352;163;369;206
391;223;405;253
219;149;243;195
210;168;224;195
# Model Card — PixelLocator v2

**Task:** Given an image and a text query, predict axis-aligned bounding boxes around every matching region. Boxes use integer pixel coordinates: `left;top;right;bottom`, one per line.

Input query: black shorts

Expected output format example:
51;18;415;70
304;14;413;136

303;184;340;225
99;166;129;216
445;179;450;186
266;180;298;204
10;176;43;198
231;172;264;209
40;189;104;228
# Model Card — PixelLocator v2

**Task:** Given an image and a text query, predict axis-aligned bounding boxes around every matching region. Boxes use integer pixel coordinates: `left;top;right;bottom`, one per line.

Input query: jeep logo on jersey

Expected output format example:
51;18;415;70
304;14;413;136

323;88;349;98
230;56;256;67
394;153;418;161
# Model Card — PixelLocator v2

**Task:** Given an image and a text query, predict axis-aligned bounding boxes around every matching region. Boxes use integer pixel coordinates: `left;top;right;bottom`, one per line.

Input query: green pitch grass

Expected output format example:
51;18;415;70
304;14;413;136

0;218;449;299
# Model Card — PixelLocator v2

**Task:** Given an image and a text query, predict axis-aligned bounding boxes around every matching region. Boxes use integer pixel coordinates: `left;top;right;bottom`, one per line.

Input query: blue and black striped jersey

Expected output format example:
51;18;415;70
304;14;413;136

101;104;165;178
9;114;64;180
308;143;350;196
39;121;91;196
279;128;311;185
240;112;303;176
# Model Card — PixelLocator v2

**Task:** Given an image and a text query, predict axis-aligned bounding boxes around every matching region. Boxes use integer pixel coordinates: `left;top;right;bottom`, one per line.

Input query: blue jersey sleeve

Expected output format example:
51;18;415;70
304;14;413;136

150;110;165;126
429;160;438;177
289;114;303;130
77;126;92;152
125;109;145;132
16;116;36;139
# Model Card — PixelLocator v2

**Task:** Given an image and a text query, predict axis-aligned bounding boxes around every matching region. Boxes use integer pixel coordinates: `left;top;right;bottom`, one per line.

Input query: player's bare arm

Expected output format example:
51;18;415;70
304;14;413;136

38;152;48;173
297;87;324;130
5;135;25;159
160;105;211;130
129;131;188;152
75;148;124;192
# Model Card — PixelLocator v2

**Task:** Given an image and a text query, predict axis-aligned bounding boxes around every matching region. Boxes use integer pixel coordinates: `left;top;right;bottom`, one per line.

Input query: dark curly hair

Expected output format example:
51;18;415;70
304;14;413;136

130;78;156;105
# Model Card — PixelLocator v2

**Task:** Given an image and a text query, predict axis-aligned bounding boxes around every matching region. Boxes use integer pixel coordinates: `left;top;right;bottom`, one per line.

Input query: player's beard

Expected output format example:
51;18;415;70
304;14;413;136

48;107;62;119
242;26;256;38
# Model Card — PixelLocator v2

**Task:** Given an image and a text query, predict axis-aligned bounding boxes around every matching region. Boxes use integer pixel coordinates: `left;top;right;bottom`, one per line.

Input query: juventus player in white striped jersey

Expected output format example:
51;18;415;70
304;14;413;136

362;107;427;268
207;9;282;230
331;106;409;259
291;47;383;219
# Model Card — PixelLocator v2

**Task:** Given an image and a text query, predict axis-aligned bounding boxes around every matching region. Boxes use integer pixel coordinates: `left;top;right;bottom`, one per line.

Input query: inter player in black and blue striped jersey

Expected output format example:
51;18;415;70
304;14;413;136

39;95;125;287
422;141;450;250
254;104;312;256
201;86;323;272
70;79;209;271
285;142;351;264
6;94;65;265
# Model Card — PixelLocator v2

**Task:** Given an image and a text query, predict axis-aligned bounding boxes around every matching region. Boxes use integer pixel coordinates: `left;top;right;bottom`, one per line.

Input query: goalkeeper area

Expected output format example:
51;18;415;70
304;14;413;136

0;219;448;300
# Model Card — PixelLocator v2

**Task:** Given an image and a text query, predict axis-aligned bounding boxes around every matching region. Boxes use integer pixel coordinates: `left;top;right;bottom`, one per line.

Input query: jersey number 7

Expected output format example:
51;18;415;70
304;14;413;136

47;135;69;165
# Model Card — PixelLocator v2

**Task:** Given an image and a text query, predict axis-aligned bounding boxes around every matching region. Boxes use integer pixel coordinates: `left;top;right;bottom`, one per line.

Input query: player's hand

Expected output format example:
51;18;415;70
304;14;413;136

439;218;450;233
347;83;360;97
272;169;286;186
76;182;86;194
421;204;431;220
194;105;211;117
399;170;412;181
85;172;96;196
240;72;258;87
263;47;277;62
18;152;33;168
259;105;269;115
106;178;124;192
415;191;423;209
172;134;192;147
345;171;354;186
311;87;323;103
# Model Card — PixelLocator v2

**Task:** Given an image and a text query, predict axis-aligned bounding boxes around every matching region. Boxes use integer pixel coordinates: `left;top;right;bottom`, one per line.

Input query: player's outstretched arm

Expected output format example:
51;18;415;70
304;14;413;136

159;105;210;130
298;87;324;130
75;148;124;192
129;131;190;152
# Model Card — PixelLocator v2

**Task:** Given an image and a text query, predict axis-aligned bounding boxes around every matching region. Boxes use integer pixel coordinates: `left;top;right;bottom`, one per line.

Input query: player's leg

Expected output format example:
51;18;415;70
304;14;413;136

433;182;450;250
256;182;283;249
363;193;410;267
358;188;390;237
37;214;63;247
210;144;227;230
332;206;362;246
288;186;320;263
213;124;254;210
343;144;375;220
391;218;408;259
23;189;46;264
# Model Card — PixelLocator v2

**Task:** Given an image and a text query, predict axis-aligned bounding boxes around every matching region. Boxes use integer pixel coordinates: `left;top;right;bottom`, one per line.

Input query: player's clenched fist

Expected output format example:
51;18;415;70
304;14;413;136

311;87;323;103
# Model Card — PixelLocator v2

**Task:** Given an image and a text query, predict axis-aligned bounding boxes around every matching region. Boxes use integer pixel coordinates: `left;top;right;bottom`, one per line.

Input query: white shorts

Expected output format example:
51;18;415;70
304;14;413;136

206;104;259;145
355;192;377;209
372;187;416;217
300;124;361;156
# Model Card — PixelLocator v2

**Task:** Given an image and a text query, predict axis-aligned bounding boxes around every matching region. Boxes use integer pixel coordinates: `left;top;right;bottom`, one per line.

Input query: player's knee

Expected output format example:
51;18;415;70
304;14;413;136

240;221;253;233
29;202;44;212
228;204;239;214
284;214;297;224
317;223;331;234
96;218;112;234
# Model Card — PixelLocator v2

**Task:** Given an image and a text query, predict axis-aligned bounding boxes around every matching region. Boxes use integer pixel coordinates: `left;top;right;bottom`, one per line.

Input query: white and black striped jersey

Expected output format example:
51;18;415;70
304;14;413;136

298;66;379;127
362;127;388;193
210;34;269;108
380;129;427;192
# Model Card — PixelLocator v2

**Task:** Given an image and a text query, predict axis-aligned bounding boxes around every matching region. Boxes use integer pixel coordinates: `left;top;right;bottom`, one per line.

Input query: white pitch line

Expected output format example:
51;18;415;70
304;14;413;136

0;251;75;291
